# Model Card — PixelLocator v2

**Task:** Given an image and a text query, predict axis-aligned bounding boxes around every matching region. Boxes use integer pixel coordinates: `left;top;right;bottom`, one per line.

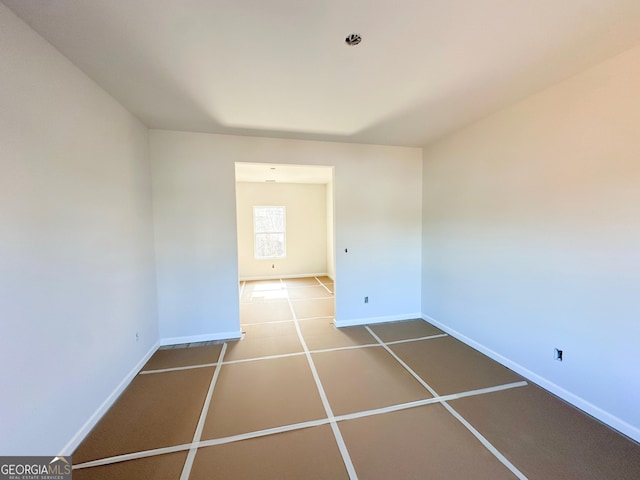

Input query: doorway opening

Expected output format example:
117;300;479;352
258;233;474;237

233;162;336;355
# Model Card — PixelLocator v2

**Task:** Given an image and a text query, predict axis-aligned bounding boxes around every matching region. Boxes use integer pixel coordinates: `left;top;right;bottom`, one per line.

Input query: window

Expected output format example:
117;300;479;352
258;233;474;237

253;206;286;259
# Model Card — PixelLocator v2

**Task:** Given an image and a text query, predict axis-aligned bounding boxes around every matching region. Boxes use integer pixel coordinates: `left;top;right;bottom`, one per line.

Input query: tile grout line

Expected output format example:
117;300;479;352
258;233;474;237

310;343;379;354
179;342;227;480
73;380;529;471
335;381;529;423
314;276;333;294
241;315;334;326
73;443;194;470
241;296;334;304
364;328;439;398
284;280;358;480
364;326;528;480
295;315;334;321
441;403;527;478
243;282;329;291
242;318;295;326
140;334;450;375
291;296;335;301
140;361;221;375
247;289;331;298
284;293;333;301
384;333;449;345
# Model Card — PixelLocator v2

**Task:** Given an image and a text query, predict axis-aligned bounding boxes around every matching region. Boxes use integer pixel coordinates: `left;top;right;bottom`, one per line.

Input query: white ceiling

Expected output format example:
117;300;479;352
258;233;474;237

236;163;332;184
4;0;640;147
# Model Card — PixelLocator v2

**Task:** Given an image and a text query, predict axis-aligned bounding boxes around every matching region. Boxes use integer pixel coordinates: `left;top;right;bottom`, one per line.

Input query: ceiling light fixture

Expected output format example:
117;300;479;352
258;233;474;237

345;33;362;46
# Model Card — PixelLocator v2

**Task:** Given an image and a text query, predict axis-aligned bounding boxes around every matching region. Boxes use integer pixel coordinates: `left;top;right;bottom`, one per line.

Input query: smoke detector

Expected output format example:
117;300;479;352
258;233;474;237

345;34;362;46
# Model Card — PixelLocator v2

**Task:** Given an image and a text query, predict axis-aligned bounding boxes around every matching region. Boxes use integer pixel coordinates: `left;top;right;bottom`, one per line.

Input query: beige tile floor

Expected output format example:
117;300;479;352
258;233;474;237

73;276;640;479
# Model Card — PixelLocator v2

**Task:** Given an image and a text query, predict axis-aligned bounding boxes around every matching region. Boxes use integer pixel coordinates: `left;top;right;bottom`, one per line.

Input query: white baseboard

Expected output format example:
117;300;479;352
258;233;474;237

239;273;329;282
159;330;242;346
335;313;422;328
422;313;640;443
60;341;159;455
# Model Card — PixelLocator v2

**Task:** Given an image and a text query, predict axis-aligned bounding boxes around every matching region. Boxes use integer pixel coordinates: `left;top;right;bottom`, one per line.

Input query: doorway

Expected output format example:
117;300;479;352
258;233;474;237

233;162;336;356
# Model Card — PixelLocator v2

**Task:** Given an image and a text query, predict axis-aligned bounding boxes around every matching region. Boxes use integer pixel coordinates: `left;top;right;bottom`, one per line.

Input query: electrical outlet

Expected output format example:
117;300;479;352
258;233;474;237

554;348;563;361
364;296;369;304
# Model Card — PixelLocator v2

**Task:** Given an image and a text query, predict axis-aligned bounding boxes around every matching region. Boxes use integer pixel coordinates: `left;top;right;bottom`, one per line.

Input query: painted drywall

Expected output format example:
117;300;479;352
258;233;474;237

236;182;328;279
0;4;158;455
150;130;422;337
326;182;335;280
422;44;640;441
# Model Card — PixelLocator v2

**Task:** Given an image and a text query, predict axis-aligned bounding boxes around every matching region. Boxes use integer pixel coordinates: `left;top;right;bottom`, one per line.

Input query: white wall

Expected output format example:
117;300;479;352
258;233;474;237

421;45;640;441
326;181;335;280
236;182;327;279
0;4;158;455
150;130;422;336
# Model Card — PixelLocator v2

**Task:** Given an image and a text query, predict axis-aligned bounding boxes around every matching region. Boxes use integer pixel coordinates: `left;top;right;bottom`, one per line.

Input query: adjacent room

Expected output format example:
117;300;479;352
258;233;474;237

234;162;334;282
1;1;639;478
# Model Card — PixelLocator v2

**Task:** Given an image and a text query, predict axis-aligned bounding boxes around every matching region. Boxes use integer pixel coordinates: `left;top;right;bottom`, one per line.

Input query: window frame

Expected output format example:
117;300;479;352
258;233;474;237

253;205;287;260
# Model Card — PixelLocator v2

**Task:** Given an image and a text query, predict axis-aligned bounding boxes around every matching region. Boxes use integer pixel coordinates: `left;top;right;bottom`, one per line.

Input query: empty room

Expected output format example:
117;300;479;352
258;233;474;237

1;1;639;479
